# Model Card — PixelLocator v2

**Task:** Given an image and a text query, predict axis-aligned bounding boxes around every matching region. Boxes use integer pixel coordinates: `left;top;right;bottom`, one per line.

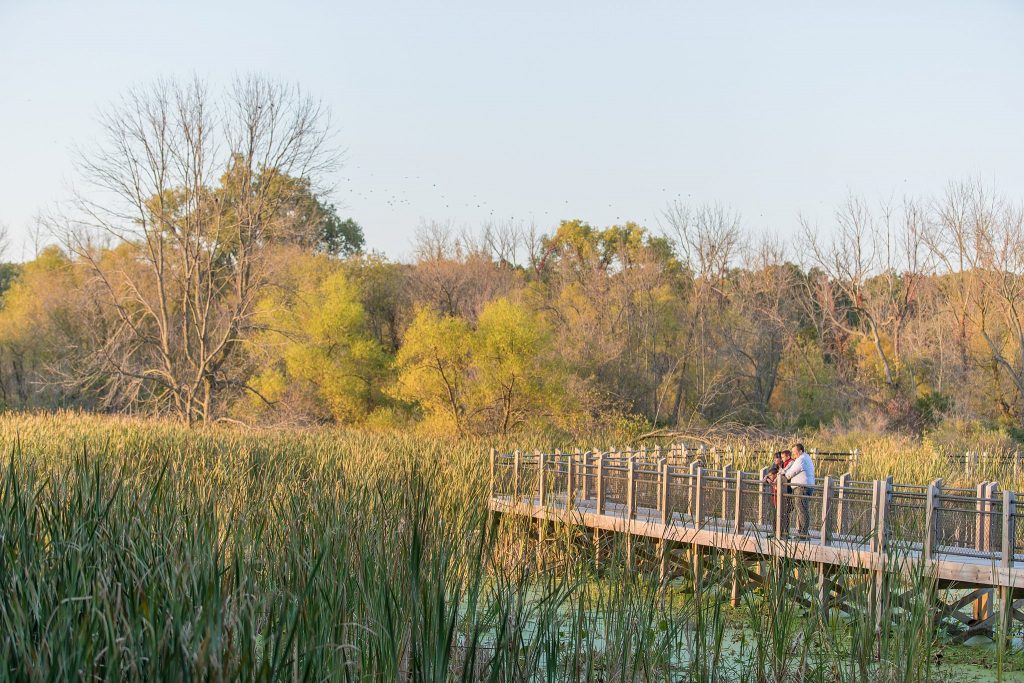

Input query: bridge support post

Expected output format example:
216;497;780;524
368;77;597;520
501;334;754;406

536;453;547;558
870;478;891;632
625;457;635;565
817;477;833;616
731;470;743;607
973;482;999;625
626;457;636;520
596;453;605;515
690;467;704;591
659;458;670;582
999;490;1016;645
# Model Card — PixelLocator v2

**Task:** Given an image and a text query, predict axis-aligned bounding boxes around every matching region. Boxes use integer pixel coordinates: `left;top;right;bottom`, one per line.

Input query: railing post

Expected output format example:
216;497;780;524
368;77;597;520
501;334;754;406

513;450;521;503
538;452;547;506
722;463;734;519
688;461;699;519
986;482;1000;554
925;479;942;561
976;481;989;553
694;467;704;528
565;451;574;512
757;467;769;527
1003;490;1016;569
873;478;891;555
581;451;591;502
837;472;851;537
626;457;636;520
733;470;743;533
659;458;670;525
489;447;496;499
775;474;788;539
820;476;833;546
596;452;605;515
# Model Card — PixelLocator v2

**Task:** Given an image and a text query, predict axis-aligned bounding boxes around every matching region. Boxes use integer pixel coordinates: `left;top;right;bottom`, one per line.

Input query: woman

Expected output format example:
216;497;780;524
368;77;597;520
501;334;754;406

764;450;794;507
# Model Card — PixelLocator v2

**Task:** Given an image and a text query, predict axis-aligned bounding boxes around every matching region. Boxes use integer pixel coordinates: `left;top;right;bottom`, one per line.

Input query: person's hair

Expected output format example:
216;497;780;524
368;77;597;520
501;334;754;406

782;449;792;457
792;443;805;454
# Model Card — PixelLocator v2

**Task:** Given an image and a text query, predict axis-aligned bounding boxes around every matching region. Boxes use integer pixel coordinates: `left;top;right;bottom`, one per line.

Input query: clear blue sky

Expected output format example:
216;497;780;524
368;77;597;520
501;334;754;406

1;0;1022;261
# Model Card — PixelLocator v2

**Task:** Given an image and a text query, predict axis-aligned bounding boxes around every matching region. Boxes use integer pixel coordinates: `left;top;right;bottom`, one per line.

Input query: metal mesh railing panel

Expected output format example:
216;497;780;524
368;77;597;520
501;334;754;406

935;495;997;558
835;485;875;543
888;491;928;545
665;471;695;523
632;464;661;512
600;465;629;510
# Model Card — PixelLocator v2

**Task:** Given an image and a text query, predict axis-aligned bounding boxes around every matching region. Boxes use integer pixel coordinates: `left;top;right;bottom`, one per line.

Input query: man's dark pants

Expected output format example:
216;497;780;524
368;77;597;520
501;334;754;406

792;485;811;537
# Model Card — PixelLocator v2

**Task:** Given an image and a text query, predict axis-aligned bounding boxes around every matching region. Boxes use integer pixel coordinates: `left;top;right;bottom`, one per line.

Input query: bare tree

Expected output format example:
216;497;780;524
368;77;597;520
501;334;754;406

61;76;335;422
929;184;1024;426
801;195;929;399
663;202;741;424
407;220;518;320
724;235;799;419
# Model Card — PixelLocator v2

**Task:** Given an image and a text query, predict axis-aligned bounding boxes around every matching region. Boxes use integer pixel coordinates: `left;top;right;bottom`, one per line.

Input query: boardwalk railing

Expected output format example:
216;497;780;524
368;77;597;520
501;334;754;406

490;449;1024;576
590;444;861;471
945;450;1024;478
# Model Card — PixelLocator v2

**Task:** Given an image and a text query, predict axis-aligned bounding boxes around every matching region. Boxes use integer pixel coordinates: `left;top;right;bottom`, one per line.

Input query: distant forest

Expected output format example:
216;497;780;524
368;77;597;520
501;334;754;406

2;78;1023;437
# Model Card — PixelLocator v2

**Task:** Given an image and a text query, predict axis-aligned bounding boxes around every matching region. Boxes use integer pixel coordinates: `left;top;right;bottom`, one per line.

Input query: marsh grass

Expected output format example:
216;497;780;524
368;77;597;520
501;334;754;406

1;412;1022;681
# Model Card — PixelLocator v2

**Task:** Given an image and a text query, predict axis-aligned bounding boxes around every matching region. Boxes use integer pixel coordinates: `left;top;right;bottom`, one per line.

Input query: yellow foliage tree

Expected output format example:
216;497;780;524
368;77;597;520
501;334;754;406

248;250;388;424
394;298;570;435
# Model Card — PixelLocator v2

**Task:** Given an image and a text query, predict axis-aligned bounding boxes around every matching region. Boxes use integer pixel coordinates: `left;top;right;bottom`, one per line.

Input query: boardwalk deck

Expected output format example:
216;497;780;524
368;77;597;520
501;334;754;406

489;449;1024;639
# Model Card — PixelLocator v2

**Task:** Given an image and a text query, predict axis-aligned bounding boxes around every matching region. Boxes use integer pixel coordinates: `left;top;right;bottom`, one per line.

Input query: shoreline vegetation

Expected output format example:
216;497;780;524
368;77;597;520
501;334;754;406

4;412;1024;680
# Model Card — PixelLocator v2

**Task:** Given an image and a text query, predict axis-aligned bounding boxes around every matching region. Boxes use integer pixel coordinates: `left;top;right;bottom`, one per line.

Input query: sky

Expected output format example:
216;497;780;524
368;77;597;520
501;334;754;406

1;0;1022;262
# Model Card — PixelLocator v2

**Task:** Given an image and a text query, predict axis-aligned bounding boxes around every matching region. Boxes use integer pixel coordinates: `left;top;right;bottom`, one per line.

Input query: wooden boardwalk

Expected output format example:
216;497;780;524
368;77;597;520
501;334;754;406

489;449;1024;640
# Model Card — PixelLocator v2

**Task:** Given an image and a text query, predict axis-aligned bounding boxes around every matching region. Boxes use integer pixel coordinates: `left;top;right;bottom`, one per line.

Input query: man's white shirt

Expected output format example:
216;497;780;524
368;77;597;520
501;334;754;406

783;453;815;486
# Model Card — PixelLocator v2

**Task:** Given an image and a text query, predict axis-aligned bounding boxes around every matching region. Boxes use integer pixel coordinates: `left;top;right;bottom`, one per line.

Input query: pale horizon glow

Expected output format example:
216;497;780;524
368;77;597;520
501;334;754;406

1;0;1022;262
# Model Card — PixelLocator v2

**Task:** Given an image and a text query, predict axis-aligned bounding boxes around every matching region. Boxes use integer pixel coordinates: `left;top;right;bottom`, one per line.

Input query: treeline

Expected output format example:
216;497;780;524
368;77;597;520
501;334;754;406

1;78;1023;437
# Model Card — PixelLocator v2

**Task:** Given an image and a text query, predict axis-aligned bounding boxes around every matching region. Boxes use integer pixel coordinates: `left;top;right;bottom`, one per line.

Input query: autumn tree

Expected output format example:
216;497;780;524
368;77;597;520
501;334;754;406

801;196;930;423
61;76;336;422
244;249;388;425
393;307;474;434
0;247;97;408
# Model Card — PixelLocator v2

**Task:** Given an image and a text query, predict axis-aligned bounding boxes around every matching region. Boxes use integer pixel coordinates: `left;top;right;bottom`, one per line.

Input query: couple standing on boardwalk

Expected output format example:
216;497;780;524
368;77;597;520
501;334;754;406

765;443;816;539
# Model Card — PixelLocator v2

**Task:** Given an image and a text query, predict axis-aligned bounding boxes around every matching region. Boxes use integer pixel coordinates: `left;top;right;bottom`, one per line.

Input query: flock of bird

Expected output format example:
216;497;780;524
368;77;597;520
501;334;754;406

338;164;698;229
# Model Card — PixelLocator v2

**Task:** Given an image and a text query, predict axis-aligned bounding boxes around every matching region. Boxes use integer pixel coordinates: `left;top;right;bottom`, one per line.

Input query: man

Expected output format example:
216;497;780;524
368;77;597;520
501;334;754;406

782;443;815;539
